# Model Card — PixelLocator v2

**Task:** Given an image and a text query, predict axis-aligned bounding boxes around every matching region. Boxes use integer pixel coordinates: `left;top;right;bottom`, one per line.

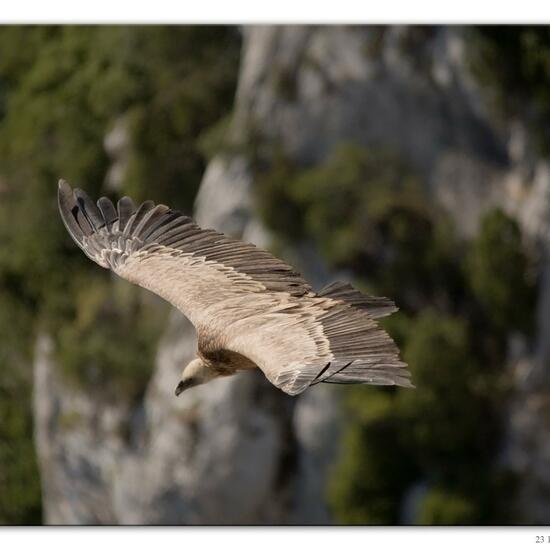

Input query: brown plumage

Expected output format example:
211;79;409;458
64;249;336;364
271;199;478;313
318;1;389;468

58;180;413;396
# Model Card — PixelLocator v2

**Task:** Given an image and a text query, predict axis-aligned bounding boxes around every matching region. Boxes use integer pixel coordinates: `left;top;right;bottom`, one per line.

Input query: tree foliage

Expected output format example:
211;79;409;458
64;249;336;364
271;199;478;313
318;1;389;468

466;209;535;335
0;26;240;524
469;26;550;155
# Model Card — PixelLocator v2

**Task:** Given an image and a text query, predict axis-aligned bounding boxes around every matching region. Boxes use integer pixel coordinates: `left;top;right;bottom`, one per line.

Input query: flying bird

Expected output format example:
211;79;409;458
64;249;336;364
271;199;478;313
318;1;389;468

58;180;413;396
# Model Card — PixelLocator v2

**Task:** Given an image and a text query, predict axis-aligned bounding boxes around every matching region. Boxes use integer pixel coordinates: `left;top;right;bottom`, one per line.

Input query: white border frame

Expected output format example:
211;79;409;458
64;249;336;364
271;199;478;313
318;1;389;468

1;0;550;24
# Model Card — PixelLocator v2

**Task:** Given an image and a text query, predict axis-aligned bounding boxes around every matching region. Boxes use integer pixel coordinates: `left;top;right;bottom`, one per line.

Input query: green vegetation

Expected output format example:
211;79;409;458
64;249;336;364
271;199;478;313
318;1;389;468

256;143;462;309
56;278;167;401
469;27;550;155
0;289;41;524
466;209;536;336
0;26;240;524
323;214;530;524
417;487;478;525
254;143;535;524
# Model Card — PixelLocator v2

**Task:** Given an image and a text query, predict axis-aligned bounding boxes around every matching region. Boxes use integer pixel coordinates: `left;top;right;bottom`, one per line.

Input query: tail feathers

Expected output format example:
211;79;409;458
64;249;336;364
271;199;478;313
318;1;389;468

318;281;397;319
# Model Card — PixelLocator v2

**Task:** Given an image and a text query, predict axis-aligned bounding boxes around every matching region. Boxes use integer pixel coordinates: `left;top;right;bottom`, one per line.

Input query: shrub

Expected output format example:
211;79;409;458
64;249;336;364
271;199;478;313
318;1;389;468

466;208;535;336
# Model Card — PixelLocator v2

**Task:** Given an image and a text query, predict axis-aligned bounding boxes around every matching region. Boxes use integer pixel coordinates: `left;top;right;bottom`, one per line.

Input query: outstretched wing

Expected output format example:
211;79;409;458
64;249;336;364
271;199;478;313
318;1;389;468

219;294;412;395
58;180;411;395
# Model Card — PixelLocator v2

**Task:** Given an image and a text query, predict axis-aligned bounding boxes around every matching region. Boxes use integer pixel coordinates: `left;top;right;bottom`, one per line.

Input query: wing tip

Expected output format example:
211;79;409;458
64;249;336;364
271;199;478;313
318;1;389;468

58;178;72;199
57;178;82;243
395;375;416;389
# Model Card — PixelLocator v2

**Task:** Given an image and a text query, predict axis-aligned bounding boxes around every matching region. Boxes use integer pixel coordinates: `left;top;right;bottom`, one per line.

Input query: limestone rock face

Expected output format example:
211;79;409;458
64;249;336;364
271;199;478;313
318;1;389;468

34;25;550;524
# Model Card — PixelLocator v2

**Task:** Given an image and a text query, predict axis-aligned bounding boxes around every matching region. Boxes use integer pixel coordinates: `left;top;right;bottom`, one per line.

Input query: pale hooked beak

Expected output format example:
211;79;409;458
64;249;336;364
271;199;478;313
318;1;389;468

175;380;191;397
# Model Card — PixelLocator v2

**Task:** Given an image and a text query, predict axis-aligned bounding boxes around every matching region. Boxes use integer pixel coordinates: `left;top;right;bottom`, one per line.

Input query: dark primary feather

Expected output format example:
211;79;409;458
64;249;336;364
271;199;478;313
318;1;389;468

97;196;118;229
318;281;398;319
58;182;86;246
74;188;105;230
117;196;136;232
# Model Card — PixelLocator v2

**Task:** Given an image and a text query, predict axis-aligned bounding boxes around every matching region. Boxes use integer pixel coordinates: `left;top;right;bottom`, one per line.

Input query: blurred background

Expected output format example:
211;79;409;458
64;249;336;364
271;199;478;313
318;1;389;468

0;25;548;525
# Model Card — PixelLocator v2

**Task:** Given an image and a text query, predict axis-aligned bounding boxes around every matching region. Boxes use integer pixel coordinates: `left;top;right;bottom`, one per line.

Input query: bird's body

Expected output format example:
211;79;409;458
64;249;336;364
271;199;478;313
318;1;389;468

58;180;413;396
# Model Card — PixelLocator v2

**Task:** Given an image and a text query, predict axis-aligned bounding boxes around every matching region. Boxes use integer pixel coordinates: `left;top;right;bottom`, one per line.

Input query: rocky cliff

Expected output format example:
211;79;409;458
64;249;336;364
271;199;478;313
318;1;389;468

33;25;550;524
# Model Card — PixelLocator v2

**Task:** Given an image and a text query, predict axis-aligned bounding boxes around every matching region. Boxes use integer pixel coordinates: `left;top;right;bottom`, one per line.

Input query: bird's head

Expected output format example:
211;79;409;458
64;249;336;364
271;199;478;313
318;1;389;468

175;358;218;396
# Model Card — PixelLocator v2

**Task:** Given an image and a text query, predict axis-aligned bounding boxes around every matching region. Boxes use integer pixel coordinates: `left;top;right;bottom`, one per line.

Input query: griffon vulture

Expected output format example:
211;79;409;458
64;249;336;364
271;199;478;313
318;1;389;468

58;180;413;396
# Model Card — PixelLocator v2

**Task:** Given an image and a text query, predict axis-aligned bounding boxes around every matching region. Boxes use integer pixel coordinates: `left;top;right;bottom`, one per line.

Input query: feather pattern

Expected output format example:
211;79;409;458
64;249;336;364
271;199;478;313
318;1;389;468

57;180;412;395
318;281;398;319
